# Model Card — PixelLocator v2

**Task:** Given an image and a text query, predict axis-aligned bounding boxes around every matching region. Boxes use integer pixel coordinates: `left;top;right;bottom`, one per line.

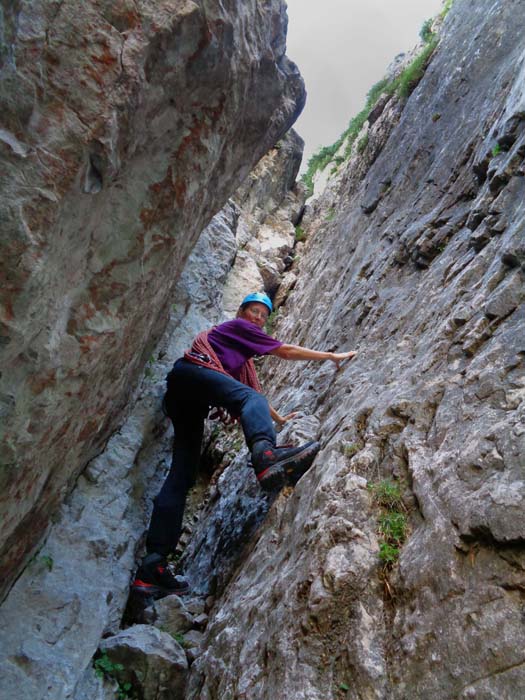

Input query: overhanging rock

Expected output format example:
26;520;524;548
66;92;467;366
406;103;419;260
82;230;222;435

0;0;305;599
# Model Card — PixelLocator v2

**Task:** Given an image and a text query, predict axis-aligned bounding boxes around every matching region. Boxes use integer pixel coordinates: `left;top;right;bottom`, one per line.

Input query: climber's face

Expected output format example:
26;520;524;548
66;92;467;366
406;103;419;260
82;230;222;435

239;302;269;329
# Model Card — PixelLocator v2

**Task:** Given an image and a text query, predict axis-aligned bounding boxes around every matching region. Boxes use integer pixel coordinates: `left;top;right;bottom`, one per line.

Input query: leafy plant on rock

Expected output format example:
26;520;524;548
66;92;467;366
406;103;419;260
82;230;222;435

93;652;135;700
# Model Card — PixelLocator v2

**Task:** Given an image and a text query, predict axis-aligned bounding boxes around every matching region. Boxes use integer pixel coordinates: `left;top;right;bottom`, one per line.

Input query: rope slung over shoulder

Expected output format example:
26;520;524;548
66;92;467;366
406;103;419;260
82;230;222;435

183;329;262;393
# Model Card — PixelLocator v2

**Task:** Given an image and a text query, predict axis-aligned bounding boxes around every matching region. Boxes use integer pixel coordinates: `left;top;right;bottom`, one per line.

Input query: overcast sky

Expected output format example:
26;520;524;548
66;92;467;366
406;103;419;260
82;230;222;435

285;0;444;170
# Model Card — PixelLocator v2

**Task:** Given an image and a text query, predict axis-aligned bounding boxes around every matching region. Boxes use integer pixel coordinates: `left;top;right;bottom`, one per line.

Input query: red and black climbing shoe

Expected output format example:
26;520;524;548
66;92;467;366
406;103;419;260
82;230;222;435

252;440;321;491
131;553;190;598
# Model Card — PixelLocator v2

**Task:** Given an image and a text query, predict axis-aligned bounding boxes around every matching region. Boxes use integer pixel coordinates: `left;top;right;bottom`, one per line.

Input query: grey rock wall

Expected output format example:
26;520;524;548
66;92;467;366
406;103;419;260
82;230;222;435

186;1;525;698
0;0;304;598
0;126;304;698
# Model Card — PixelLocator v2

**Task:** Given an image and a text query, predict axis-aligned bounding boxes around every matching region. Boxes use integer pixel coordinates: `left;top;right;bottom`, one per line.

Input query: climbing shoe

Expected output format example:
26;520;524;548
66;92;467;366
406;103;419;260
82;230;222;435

131;553;190;598
252;440;320;491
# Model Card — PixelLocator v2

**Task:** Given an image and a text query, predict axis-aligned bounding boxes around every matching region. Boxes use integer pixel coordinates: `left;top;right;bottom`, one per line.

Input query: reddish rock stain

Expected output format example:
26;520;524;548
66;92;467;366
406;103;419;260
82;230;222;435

78;419;99;442
28;369;57;395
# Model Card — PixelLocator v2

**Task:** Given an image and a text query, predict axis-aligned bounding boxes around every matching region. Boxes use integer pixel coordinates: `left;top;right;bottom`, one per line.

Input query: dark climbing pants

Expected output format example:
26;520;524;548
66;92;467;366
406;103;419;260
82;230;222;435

146;358;275;556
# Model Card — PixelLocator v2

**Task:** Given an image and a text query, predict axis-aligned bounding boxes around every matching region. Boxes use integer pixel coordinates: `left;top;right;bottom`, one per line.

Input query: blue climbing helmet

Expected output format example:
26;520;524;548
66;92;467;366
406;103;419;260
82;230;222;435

240;291;273;313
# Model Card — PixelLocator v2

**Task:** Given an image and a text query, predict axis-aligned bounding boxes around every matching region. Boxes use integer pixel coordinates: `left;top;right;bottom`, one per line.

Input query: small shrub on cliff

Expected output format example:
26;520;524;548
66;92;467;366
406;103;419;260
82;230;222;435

379;542;400;565
419;18;434;43
302;142;344;196
492;143;502;157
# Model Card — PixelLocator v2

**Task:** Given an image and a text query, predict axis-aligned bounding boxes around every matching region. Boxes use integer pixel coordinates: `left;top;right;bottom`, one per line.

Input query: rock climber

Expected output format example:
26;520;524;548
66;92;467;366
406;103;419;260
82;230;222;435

132;291;357;597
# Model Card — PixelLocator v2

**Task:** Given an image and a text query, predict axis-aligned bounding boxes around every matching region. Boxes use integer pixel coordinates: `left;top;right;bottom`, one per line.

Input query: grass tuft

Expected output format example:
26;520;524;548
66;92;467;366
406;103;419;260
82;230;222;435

440;0;454;19
394;38;438;99
357;133;369;153
295;225;306;242
369;480;407;567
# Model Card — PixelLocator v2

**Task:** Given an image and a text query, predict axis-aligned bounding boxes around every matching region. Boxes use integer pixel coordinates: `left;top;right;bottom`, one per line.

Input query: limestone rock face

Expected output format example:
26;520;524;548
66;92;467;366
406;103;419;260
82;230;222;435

185;2;525;698
221;129;305;314
0;0;304;597
0;122;304;698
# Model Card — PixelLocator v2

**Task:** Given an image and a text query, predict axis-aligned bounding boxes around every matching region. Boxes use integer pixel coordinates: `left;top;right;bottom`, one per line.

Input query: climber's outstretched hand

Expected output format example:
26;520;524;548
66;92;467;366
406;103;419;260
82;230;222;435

270;405;299;426
330;351;357;369
276;411;299;426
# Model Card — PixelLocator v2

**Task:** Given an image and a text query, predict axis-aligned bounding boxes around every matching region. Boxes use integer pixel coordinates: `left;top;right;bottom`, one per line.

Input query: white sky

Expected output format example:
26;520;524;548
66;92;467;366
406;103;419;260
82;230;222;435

285;0;444;169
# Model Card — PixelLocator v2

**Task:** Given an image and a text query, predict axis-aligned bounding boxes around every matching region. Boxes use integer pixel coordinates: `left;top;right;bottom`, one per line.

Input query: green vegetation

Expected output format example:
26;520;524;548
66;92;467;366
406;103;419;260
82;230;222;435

491;143;502;157
339;682;350;692
144;354;156;380
39;555;54;571
295;225;306;242
379;511;407;545
395;38;438;99
170;631;191;648
265;310;279;335
302;144;342;196
343;443;359;458
368;480;407;567
419;18;434;44
440;0;454;19
301;33;439;195
357;133;369;154
368;479;402;509
93;652;135;699
325;207;336;222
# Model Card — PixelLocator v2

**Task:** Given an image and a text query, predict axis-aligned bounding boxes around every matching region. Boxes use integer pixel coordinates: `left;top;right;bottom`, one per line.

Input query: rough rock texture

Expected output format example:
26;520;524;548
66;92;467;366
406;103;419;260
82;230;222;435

186;2;525;698
0;119;304;697
222;129;305;313
100;625;188;700
0;0;304;596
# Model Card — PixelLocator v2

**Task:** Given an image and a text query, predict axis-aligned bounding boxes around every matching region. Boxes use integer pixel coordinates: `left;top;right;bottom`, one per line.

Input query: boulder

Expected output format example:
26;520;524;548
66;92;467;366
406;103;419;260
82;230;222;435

100;625;188;700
